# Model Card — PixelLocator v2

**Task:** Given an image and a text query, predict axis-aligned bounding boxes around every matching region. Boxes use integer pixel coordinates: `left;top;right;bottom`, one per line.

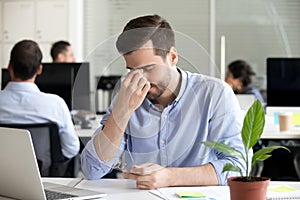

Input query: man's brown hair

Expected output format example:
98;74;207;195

116;14;175;60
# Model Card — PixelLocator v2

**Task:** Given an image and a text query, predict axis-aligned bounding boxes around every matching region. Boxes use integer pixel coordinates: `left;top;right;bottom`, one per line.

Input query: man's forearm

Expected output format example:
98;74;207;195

93;107;131;161
169;163;219;186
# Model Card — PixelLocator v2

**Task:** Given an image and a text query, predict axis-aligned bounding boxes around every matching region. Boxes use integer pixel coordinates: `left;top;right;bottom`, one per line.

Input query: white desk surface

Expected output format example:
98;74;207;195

262;131;300;139
0;178;299;200
43;178;161;200
42;178;300;200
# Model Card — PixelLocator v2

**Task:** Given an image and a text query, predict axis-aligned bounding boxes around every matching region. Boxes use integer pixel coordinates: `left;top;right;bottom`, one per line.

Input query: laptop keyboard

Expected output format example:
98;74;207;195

45;189;77;200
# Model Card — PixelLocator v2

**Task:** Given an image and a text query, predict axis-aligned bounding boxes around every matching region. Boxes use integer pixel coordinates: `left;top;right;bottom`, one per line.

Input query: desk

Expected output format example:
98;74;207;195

75;116;101;146
262;114;300;139
262;125;300;139
262;132;300;139
33;179;300;200
44;178;162;200
0;178;299;200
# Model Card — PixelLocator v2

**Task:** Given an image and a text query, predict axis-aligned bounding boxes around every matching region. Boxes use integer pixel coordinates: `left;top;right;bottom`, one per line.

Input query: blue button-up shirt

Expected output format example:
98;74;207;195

0;82;80;158
81;70;245;185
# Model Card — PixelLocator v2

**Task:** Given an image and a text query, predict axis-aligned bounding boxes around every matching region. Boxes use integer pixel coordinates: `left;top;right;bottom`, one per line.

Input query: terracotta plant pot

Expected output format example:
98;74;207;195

227;176;270;200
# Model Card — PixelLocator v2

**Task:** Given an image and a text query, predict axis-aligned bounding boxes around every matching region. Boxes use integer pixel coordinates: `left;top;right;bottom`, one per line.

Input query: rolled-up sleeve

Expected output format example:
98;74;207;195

81;126;126;180
207;83;247;185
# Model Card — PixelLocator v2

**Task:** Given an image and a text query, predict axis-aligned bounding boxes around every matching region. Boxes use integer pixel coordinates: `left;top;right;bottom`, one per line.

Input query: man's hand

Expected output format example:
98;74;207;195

115;70;150;115
122;163;173;190
94;71;150;162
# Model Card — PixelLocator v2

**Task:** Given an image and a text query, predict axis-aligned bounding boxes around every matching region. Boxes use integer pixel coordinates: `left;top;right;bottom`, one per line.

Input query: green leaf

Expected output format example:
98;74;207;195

201;141;244;160
252;146;290;166
201;100;290;179
242;100;265;151
222;163;242;175
253;154;272;162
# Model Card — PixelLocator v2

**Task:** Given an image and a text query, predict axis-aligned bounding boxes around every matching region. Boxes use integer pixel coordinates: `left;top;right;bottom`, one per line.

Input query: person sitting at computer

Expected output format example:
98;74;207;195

0;40;80;163
225;59;265;106
81;14;245;189
50;40;75;62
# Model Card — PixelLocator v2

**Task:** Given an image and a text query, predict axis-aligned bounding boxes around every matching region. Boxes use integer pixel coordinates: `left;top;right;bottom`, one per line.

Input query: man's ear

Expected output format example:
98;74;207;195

167;47;178;67
7;62;16;80
56;53;65;62
37;65;43;75
7;62;12;71
7;63;13;75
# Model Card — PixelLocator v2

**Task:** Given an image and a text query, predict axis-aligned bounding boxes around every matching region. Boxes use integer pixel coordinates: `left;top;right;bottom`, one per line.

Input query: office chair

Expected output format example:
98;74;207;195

260;145;300;181
293;151;300;179
0;122;79;177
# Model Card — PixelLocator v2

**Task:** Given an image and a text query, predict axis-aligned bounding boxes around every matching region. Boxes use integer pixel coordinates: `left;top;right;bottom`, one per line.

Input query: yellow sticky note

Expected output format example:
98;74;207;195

268;185;298;192
292;113;300;125
176;191;206;198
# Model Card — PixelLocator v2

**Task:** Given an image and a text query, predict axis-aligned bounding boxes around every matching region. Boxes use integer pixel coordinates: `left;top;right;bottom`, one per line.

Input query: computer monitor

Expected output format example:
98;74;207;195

41;62;91;110
267;58;300;107
1;62;90;111
1;66;74;110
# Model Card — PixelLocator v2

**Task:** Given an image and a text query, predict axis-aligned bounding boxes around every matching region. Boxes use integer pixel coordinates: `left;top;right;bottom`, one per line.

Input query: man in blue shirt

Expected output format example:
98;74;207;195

0;40;79;160
81;14;245;189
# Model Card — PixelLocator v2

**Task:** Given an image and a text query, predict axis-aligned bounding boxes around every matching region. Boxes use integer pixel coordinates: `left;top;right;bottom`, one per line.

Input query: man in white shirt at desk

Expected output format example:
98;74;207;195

81;14;245;189
0;39;80;160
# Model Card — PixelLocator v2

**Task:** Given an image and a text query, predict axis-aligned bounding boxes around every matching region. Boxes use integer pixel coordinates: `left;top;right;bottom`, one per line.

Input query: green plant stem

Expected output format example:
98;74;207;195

245;147;249;177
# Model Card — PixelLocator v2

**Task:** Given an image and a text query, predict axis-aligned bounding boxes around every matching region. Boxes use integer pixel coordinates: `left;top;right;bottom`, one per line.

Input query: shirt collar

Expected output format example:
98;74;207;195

174;68;187;104
5;82;40;92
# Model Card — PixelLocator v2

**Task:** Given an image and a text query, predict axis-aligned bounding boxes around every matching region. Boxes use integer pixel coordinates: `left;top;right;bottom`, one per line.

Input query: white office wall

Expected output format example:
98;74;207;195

0;0;83;87
83;0;300;93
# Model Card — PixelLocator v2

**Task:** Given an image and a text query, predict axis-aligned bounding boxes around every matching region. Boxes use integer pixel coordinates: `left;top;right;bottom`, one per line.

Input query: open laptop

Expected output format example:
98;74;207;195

0;127;106;200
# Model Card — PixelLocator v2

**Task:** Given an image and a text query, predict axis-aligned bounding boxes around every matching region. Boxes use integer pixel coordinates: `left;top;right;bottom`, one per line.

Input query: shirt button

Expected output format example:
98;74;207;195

161;140;165;144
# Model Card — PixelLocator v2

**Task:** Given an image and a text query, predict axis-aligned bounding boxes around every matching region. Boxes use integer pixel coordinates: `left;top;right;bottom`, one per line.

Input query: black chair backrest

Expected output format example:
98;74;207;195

0;122;71;177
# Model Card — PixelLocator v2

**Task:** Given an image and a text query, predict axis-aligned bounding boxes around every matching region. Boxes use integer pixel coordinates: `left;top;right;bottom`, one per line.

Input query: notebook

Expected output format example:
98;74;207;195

0;127;106;200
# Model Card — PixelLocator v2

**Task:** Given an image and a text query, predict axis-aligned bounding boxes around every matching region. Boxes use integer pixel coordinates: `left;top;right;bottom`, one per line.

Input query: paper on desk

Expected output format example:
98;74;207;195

268;185;297;192
149;186;229;200
267;185;300;199
292;113;300;125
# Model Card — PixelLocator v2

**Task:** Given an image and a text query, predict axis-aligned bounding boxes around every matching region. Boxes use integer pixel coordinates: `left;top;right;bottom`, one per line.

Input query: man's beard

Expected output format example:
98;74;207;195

146;83;167;101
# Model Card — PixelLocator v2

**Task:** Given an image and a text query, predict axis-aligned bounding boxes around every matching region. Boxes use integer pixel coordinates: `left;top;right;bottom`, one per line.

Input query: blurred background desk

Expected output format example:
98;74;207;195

262;131;300;139
75;115;102;146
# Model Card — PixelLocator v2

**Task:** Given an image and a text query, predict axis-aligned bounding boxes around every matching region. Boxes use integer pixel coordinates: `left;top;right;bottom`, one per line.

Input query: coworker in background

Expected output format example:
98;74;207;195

225;60;265;105
81;14;245;189
0;40;80;161
50;40;75;62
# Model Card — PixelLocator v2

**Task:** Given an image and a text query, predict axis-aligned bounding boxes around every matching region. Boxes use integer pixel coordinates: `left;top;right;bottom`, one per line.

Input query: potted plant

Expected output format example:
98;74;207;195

203;99;289;200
